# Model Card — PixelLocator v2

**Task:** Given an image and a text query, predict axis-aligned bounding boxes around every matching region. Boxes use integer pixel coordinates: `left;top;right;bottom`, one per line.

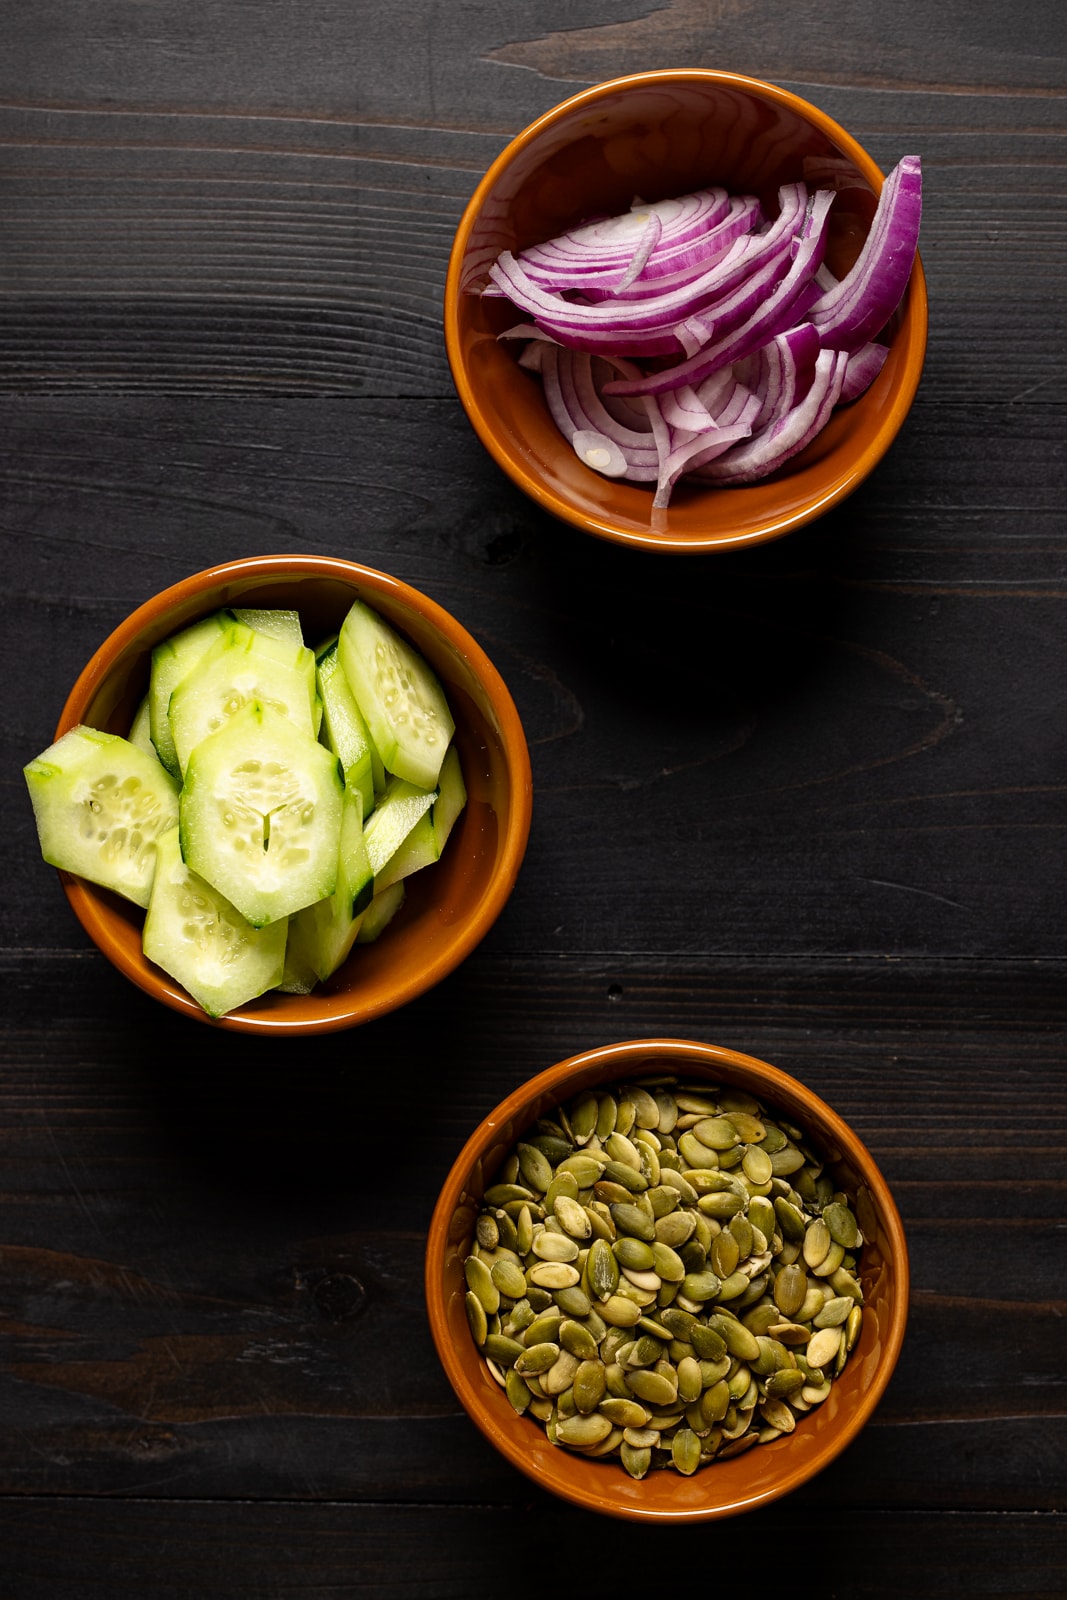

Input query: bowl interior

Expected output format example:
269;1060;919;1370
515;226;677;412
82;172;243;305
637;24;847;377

427;1038;908;1521
55;557;532;1034
446;71;927;551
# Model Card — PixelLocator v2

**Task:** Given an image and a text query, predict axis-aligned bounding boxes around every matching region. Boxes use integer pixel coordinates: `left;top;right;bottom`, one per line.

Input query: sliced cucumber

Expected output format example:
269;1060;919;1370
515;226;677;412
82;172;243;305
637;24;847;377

338;598;454;790
127;694;155;759
373;746;466;892
284;785;373;982
233;607;304;647
143;826;287;1017
356;880;406;943
179;699;343;927
24;725;179;908
362;775;437;878
316;640;381;818
168;621;317;775
149;608;235;776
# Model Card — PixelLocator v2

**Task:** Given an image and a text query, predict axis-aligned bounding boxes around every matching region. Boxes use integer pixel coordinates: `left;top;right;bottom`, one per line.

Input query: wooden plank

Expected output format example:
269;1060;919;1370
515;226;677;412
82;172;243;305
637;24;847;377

0;1501;1064;1599
0;952;1063;1507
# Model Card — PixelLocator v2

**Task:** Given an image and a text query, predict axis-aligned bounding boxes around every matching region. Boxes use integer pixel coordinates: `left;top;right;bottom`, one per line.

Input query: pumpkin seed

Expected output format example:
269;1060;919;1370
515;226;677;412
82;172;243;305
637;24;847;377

462;1074;868;1480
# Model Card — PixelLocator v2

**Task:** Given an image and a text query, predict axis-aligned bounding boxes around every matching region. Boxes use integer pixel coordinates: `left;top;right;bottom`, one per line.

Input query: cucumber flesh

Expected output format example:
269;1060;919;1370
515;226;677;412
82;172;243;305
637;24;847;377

373;745;466;892
179;699;344;927
284;785;373;982
316;642;379;818
128;694;155;759
168;621;317;775
338;598;454;790
362;776;436;878
233;607;304;647
143;827;287;1017
149;608;235;777
356;880;406;943
24;725;179;908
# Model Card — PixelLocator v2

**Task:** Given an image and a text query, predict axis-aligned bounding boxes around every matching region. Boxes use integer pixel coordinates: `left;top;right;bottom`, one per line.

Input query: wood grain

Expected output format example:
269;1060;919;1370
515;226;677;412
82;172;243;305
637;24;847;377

1;0;1065;1592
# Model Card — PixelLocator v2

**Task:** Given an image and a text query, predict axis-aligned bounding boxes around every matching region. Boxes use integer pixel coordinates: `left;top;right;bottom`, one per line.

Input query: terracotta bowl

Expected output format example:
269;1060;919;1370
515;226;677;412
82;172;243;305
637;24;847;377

426;1037;908;1521
445;69;927;553
51;554;533;1034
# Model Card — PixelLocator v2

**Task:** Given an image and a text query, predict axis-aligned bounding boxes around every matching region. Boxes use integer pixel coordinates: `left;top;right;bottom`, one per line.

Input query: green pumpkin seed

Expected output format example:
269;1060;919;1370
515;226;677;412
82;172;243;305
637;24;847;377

748;1196;777;1239
700;1379;731;1424
587;1237;620;1301
490;1259;528;1299
651;1242;686;1282
613;1236;654;1271
514;1341;561;1376
773;1262;807;1319
803;1217;832;1269
814;1295;853;1329
620;1442;651;1479
759;1395;797;1433
573;1358;608;1413
610;1202;656;1242
707;1314;760;1362
464;1290;488;1345
698;1191;745;1220
595;1093;618;1141
811;1240;845;1278
483;1182;534;1206
599;1294;643;1328
482;1333;524;1366
773;1196;807;1242
553;1194;591;1239
526;1261;580;1290
823;1201;860;1249
464;1254;500;1314
557;1153;606;1187
671;1427;702;1475
693;1116;743;1151
556;1411;613;1448
764;1367;805;1399
559;1319;599;1361
569;1093;599;1145
845;1305;864;1352
681;1270;722;1303
806;1326;843;1369
625;1368;678;1407
710;1231;740;1279
532;1231;579;1264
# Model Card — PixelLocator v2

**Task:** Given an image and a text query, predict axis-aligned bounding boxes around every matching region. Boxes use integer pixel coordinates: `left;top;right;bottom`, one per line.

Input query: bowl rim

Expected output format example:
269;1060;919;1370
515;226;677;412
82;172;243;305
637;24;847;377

444;67;928;554
425;1035;910;1520
53;552;533;1035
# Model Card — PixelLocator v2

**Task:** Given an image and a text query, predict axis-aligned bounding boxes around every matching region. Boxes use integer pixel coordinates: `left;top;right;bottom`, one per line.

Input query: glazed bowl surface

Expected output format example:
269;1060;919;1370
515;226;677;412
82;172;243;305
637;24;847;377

426;1037;908;1521
52;553;532;1034
445;69;927;552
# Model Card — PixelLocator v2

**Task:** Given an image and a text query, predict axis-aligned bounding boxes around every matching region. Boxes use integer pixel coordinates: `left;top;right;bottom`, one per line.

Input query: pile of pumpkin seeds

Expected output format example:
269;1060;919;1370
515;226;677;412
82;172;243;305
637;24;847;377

462;1077;865;1479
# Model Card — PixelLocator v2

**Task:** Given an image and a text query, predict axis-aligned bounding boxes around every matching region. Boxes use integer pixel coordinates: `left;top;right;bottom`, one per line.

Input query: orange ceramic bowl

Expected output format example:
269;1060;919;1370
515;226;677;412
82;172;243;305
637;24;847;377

52;554;532;1034
426;1037;908;1521
445;70;927;553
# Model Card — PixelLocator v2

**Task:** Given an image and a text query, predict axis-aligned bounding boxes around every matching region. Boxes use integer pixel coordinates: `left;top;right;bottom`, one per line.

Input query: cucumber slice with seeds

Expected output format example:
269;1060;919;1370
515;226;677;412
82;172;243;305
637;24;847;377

144;826;287;1017
24;725;179;908
284;785;373;982
168;621;317;775
338;598;453;790
179;700;343;927
149;608;235;776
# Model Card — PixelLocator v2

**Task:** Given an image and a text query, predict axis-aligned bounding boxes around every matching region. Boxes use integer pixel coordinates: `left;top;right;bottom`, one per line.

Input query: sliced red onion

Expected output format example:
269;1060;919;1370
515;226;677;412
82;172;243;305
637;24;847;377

488;157;921;507
696;349;848;484
839;340;889;402
606;189;835;397
808;154;922;350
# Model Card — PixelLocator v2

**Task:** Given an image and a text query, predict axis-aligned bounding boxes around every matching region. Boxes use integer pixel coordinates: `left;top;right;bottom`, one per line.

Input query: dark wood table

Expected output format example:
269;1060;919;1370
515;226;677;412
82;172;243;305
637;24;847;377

2;5;1065;1594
